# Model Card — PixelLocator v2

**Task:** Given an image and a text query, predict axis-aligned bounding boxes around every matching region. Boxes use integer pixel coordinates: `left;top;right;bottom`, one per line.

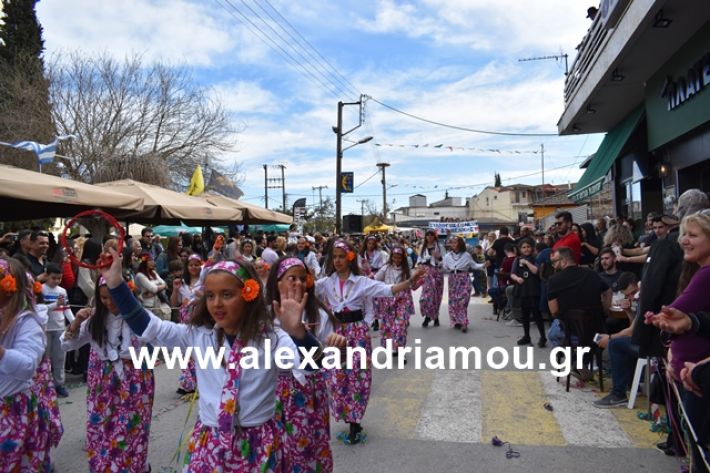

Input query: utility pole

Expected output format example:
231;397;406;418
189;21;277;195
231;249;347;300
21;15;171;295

541;143;545;188
356;199;367;216
263;164;269;209
377;162;390;224
278;164;287;212
264;164;286;211
312;185;327;232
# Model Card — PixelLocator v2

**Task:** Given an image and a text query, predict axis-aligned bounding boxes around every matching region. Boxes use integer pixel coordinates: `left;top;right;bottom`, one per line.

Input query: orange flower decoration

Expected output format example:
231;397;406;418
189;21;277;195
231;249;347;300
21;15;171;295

241;279;260;302
33;280;43;295
127;280;136;291
262;263;270;272
0;274;17;293
346;251;356;262
305;274;315;289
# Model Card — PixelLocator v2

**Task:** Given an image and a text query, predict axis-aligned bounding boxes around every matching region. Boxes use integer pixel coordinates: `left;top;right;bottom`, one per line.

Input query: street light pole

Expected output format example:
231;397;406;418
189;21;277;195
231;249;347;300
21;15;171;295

334;98;371;235
377;162;390;224
335;101;344;234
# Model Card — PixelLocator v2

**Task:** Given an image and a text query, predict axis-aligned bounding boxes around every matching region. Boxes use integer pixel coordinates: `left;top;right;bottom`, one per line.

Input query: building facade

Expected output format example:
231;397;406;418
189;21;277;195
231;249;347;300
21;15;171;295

559;1;710;221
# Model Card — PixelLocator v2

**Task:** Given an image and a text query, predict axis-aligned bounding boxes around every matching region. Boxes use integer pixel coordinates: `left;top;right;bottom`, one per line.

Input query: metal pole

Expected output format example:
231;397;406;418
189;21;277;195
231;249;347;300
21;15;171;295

378;162;390;224
335;101;343;235
263;164;269;209
280;164;286;212
541;143;545;188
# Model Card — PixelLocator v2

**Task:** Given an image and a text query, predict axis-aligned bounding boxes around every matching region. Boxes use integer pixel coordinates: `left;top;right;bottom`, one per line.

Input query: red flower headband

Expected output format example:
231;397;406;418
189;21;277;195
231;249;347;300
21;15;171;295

206;260;260;302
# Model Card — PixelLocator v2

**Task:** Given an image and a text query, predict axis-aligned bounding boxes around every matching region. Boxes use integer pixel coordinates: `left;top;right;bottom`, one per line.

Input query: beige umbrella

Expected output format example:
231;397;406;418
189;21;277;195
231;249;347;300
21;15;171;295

0;164;144;220
96;179;242;224
201;193;293;224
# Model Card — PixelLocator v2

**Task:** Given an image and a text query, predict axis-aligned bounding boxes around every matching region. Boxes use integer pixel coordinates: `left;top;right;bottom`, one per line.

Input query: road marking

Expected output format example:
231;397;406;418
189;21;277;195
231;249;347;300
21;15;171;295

481;370;566;446
415;370;482;443
538;371;633;447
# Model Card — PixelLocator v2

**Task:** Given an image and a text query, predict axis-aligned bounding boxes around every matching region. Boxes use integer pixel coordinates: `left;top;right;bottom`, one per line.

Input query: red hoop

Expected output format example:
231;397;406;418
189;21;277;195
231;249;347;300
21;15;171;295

60;209;125;270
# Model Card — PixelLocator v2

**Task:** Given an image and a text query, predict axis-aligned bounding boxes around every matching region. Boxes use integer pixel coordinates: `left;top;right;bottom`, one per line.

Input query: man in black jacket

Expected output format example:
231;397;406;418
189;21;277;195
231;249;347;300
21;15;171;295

632;189;709;357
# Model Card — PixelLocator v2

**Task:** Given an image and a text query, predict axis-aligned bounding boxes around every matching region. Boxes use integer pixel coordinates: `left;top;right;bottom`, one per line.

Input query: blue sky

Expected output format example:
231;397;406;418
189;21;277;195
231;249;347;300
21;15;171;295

36;0;603;215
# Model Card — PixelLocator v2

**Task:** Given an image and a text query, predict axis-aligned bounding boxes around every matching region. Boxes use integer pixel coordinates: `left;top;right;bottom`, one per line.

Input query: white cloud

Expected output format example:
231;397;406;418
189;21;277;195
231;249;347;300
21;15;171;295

211;81;280;115
36;0;240;66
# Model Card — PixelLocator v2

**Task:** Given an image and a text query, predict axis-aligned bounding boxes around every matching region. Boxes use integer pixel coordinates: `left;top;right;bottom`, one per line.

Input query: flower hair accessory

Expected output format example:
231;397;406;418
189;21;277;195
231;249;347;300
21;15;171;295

0;259;17;294
206;260;261;302
391;247;404;255
305;274;315;289
140;253;151;263
333;240;356;262
346;251;356;262
33;280;43;295
187;253;202;263
276;257;305;279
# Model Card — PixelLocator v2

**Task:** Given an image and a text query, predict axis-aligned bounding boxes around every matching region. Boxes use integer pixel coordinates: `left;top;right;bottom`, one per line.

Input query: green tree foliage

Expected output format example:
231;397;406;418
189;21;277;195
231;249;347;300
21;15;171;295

0;0;55;171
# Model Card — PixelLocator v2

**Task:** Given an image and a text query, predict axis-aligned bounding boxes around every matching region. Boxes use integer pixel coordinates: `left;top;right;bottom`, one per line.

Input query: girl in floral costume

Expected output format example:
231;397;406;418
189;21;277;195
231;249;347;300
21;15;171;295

315;240;425;444
0;257;49;471
374;246;422;354
97;248;321;472
170;253;203;395
267;256;346;473
416;230;445;327
61;275;155;473
442;236;483;333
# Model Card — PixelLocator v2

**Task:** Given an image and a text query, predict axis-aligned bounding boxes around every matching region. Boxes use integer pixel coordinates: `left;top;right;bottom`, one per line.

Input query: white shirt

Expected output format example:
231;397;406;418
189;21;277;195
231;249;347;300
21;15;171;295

442;251;483;272
135;272;166;307
416;243;444;268
0;311;45;397
61;312;143;377
139;314;304;428
42;284;75;331
315;272;394;322
302;251;321;276
359;249;387;273
375;264;406;285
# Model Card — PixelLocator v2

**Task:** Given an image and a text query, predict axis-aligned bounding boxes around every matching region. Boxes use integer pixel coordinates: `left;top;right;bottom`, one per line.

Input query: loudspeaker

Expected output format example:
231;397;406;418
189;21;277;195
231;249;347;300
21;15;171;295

342;214;363;233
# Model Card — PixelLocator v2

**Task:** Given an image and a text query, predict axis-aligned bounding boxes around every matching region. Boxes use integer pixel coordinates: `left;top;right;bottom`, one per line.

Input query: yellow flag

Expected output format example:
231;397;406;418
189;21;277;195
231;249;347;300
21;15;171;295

187;165;204;196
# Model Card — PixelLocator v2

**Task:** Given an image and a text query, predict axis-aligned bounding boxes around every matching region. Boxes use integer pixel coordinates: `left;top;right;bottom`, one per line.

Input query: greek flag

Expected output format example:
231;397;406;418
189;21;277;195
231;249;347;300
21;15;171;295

10;134;76;165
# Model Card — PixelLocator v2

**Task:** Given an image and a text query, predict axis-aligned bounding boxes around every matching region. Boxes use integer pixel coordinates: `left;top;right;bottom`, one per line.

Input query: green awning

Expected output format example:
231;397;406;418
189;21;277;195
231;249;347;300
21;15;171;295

569;107;645;201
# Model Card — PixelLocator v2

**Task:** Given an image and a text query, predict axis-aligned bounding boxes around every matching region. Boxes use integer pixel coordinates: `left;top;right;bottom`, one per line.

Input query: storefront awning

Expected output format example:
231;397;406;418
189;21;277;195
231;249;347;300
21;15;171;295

568;107;644;201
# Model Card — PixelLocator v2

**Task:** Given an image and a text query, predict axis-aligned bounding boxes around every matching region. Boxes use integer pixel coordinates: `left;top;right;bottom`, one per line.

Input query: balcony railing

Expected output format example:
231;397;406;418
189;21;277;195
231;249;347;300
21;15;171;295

564;14;610;105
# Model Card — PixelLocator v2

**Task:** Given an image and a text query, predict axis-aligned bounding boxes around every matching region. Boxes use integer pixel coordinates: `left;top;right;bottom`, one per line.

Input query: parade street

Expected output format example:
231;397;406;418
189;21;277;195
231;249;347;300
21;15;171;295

53;283;680;473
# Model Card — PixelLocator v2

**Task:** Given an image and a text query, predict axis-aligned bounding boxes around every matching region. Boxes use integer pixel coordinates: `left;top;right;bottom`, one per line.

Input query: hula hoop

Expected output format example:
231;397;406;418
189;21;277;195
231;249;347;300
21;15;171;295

60;209;125;270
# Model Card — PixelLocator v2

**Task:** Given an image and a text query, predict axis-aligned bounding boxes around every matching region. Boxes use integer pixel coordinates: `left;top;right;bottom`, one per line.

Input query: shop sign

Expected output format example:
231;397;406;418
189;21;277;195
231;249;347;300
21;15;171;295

661;52;710;111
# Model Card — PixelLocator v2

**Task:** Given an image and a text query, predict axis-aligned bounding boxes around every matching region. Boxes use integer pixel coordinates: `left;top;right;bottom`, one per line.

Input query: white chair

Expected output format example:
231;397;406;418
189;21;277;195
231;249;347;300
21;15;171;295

627;357;649;409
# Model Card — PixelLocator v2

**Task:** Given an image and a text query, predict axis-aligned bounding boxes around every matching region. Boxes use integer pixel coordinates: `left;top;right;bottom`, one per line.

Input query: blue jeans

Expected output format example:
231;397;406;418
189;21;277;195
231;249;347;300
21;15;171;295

608;336;639;397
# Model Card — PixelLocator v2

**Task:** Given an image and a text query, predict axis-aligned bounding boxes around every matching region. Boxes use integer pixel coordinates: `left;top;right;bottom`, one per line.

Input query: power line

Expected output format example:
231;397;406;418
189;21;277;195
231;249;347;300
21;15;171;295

258;0;360;100
239;0;352;99
215;0;343;98
354;169;380;189
364;95;561;137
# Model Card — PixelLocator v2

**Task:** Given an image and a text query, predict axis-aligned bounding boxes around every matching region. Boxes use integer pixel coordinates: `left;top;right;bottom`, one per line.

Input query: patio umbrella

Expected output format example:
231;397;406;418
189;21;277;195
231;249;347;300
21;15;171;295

0;164;143;221
201;193;292;224
96;179;242;224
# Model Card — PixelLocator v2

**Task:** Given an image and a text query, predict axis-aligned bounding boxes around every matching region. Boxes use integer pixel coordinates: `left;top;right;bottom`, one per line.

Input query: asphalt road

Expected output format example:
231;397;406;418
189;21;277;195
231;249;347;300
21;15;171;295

51;282;682;472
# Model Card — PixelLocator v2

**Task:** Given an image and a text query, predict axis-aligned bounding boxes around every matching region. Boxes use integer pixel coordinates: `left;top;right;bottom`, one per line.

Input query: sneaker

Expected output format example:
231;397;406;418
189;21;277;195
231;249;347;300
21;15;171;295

593;392;628;408
506;319;523;327
371;320;379;331
461;326;468;333
55;385;69;398
433;318;440;327
454;323;462;330
422;317;431;328
517;336;531;345
537;338;547;348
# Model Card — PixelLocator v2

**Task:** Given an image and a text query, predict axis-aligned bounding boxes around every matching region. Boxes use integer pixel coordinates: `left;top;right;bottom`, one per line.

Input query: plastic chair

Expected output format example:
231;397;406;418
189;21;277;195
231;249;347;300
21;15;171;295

627;357;649;409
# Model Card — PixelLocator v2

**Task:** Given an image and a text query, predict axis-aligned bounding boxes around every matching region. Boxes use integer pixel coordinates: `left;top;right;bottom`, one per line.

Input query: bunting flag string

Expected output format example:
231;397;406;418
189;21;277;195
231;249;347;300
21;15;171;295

373;142;540;155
